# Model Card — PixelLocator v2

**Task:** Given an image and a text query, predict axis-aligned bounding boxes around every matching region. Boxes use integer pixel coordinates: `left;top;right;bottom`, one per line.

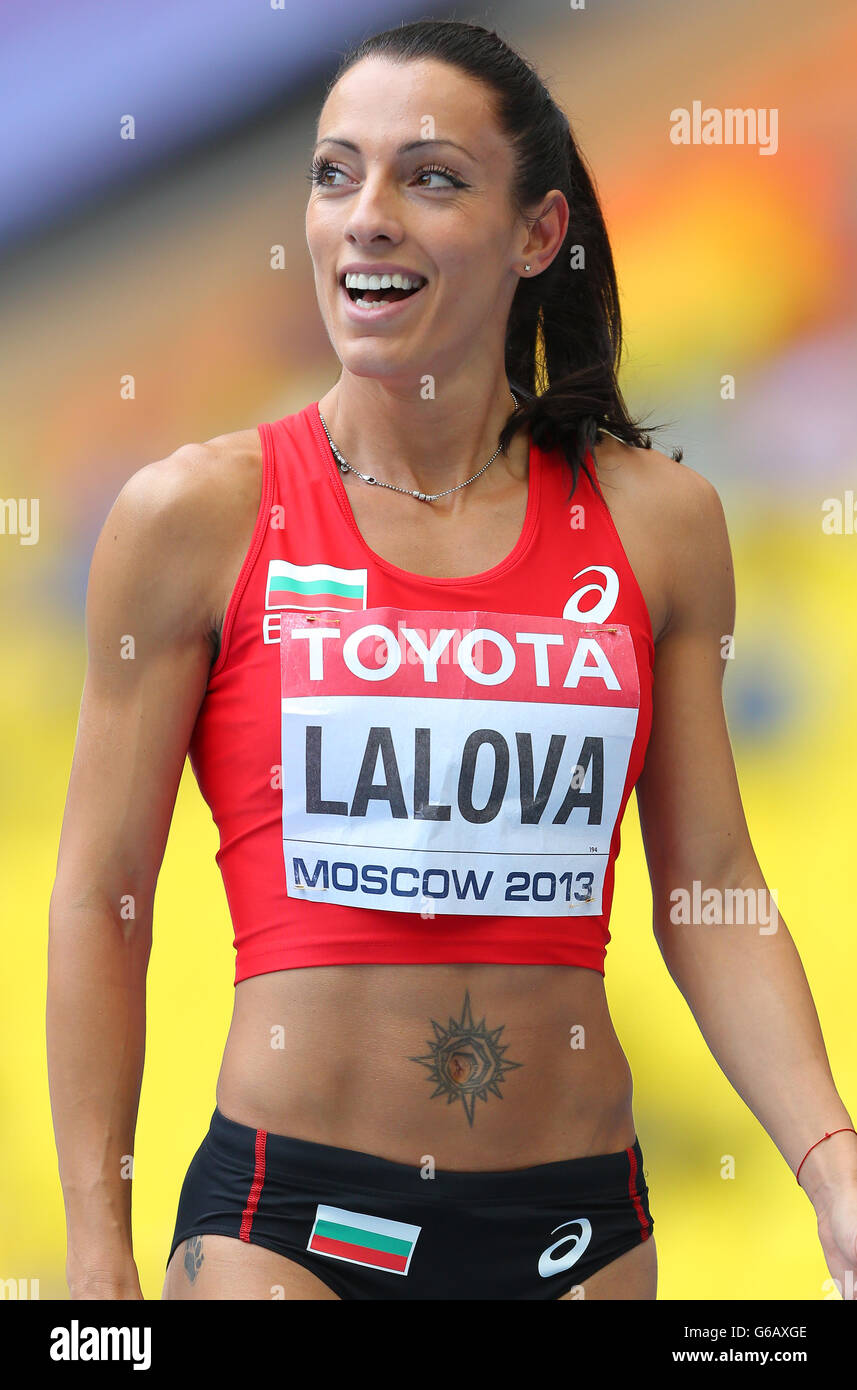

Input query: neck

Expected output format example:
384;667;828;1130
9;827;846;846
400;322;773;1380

317;369;522;497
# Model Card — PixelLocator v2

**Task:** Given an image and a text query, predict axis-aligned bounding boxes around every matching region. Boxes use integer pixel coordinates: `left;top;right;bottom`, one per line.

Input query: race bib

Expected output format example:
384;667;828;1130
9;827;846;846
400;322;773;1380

279;608;640;916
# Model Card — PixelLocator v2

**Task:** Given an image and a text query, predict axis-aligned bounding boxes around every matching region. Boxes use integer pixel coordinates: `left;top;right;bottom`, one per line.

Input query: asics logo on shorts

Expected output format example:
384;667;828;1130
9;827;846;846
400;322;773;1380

537;1217;593;1276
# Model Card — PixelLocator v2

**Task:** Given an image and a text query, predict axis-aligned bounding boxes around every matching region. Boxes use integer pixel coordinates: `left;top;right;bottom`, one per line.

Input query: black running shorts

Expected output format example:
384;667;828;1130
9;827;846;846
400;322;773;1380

168;1106;653;1300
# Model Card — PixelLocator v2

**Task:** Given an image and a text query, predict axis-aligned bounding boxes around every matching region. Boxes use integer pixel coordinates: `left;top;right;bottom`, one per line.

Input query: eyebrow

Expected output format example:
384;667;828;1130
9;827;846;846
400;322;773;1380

313;136;478;162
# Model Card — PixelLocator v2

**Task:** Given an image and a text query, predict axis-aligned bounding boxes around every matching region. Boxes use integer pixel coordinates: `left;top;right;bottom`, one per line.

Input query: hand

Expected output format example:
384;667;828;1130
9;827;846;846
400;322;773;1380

814;1182;857;1300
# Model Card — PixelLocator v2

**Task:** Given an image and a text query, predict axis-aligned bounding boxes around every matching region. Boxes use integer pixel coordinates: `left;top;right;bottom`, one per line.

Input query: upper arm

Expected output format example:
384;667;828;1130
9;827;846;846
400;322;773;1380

51;445;221;919
635;465;758;923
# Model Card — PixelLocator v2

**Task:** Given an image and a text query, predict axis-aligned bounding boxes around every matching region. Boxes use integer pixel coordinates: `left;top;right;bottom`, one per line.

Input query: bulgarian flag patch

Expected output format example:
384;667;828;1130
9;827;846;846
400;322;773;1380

307;1204;421;1275
265;560;367;612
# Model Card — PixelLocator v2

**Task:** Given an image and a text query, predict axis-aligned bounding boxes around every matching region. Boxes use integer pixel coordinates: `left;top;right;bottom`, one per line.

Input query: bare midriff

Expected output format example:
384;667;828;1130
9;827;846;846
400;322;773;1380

215;963;636;1169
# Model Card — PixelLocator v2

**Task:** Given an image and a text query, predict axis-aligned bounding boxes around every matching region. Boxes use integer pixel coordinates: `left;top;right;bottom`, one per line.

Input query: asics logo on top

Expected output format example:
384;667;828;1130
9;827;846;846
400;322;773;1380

537;1217;593;1277
563;566;619;624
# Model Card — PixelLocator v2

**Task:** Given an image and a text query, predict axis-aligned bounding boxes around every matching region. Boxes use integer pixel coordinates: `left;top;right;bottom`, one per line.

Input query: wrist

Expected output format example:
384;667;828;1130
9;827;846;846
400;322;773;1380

68;1269;142;1301
67;1244;138;1292
66;1216;135;1282
795;1127;857;1208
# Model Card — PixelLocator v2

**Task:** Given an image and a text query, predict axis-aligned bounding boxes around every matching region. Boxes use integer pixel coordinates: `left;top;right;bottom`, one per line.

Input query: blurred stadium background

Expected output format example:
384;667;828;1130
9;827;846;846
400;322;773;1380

1;0;855;1300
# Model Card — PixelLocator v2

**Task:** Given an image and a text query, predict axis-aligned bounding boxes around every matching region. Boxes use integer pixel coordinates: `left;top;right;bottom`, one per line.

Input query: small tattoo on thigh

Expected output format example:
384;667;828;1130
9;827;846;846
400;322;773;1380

184;1235;204;1283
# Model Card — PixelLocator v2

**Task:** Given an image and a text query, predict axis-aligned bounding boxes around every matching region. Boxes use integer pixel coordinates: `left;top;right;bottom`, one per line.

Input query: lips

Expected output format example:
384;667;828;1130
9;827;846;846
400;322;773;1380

340;270;427;303
338;277;427;322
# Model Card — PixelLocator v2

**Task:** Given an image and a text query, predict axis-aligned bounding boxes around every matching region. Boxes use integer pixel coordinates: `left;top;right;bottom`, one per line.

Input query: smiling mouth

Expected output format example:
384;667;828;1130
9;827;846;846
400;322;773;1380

342;278;427;306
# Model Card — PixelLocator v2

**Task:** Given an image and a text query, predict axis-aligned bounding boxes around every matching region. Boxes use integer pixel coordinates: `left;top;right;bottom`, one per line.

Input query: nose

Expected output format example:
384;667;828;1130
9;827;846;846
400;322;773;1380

343;168;404;247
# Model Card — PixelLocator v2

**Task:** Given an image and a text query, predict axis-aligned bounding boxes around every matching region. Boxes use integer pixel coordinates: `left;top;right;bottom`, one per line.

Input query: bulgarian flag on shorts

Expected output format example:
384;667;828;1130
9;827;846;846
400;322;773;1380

307;1204;421;1275
265;560;367;612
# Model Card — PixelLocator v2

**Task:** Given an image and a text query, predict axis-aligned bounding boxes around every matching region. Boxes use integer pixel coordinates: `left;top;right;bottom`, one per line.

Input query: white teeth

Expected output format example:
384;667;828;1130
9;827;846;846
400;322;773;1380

344;271;426;291
353;296;399;309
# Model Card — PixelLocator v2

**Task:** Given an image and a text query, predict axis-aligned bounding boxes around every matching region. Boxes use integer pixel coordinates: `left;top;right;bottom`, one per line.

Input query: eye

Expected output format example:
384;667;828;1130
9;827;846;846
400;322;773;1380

412;163;467;189
307;156;344;187
307;157;467;190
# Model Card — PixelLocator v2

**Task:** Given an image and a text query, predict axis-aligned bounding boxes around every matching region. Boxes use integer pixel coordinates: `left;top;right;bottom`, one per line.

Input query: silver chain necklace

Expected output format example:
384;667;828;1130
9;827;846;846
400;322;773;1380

318;389;519;503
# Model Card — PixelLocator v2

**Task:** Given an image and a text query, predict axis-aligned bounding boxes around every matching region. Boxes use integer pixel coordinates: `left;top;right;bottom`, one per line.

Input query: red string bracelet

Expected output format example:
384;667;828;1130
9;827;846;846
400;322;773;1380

795;1127;857;1187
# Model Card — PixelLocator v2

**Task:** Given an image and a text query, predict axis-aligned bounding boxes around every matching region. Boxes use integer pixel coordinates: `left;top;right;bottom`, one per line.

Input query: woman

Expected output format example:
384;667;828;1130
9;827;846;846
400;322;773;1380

47;19;857;1301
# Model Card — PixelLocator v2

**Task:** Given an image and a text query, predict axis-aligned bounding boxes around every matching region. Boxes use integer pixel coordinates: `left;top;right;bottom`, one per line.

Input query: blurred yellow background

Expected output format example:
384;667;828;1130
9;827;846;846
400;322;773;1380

1;0;855;1300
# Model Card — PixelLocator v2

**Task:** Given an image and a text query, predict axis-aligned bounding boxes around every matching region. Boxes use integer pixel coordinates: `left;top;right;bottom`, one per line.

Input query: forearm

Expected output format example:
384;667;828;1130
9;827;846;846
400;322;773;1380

654;861;857;1206
46;889;150;1282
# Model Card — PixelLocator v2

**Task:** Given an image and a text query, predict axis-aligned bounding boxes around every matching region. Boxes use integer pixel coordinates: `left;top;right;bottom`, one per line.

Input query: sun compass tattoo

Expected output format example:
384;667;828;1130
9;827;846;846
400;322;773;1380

408;989;523;1126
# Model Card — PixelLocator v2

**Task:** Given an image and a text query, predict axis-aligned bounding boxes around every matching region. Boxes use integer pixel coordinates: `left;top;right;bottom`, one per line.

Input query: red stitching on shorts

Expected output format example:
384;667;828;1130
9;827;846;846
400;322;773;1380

626;1144;651;1239
239;1128;268;1242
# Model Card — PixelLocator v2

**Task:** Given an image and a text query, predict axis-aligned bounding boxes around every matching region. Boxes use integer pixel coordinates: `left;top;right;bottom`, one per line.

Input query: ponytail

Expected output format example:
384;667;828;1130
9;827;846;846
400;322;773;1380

499;119;683;498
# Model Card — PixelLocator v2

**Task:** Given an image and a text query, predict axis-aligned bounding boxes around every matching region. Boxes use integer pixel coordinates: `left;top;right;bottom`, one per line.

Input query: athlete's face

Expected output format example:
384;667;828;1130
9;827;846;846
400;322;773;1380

305;57;531;384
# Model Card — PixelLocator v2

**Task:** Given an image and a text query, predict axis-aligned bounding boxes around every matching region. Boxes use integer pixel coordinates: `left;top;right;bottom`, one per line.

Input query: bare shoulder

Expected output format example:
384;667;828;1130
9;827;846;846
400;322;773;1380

589;433;731;641
136;425;260;552
96;427;263;648
591;431;723;525
117;426;262;536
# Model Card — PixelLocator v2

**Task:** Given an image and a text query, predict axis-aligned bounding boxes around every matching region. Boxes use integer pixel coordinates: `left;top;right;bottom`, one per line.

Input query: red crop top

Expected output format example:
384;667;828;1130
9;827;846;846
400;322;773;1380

187;402;654;984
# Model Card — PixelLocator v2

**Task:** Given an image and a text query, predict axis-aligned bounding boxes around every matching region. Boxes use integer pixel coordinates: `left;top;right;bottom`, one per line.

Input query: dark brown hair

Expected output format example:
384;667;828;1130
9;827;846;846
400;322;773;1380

327;17;683;496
